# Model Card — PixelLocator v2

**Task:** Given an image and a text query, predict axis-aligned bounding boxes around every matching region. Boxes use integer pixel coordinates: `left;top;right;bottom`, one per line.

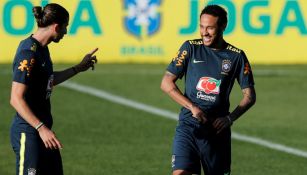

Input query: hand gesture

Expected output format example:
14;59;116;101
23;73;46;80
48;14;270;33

38;125;63;149
74;48;98;73
213;115;232;134
191;105;207;124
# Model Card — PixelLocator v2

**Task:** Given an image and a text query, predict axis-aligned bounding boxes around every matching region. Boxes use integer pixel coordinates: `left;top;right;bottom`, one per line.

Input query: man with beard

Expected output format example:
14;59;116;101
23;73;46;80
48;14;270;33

161;5;256;175
10;3;98;175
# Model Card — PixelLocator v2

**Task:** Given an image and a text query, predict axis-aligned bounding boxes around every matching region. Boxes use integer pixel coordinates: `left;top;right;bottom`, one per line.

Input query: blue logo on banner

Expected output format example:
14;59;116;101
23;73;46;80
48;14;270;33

123;0;161;39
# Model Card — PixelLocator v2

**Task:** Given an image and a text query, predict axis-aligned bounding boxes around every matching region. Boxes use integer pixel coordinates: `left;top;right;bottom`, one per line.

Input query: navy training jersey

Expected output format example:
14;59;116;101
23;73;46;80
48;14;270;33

12;35;54;132
167;39;254;121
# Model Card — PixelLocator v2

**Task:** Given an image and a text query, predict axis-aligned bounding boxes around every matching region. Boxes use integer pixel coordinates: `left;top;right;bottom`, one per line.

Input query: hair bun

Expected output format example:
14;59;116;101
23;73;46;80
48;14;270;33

32;6;43;19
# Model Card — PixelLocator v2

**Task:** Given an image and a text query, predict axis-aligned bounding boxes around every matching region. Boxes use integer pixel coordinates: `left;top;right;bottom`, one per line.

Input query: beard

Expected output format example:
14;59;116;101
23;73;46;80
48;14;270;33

52;34;64;43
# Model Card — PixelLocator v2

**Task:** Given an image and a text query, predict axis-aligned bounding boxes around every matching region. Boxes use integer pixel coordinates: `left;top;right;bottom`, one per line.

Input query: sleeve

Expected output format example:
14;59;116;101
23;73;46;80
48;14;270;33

236;51;255;89
12;49;36;85
166;41;191;79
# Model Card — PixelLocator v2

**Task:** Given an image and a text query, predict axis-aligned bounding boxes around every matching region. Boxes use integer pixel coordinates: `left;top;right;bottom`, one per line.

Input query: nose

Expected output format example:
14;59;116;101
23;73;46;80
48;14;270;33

201;28;208;36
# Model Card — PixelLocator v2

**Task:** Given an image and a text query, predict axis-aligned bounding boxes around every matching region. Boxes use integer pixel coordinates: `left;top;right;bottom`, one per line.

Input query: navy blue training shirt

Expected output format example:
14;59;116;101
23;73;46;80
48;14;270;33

167;39;254;121
12;35;54;132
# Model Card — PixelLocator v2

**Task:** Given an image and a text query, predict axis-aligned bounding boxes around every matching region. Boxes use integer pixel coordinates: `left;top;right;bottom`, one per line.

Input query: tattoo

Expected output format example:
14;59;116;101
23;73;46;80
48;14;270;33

229;88;256;123
242;88;256;102
242;89;252;101
167;87;179;94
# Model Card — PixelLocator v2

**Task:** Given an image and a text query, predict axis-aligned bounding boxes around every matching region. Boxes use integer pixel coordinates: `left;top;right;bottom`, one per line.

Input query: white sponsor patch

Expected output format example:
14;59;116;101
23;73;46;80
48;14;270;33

196;91;216;102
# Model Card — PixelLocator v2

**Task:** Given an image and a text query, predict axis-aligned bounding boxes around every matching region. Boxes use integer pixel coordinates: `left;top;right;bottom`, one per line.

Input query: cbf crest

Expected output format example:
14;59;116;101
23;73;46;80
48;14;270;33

123;0;161;39
221;60;232;75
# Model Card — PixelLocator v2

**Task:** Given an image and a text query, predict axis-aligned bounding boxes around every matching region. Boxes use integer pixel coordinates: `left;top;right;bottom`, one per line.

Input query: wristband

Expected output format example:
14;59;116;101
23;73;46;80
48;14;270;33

35;122;44;130
226;115;233;126
72;66;78;74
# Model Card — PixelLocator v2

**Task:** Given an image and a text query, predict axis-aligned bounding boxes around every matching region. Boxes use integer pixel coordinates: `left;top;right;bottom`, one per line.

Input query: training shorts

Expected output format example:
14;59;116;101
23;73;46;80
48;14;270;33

10;125;63;175
172;117;231;175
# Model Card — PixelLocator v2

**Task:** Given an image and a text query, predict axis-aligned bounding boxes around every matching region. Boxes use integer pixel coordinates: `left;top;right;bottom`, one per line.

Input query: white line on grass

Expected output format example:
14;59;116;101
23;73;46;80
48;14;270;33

61;81;307;159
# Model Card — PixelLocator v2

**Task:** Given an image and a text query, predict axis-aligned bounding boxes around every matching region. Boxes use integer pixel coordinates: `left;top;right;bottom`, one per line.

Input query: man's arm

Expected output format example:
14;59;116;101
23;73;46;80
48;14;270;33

229;86;256;122
10;82;41;128
160;71;207;123
10;82;62;149
53;48;98;85
213;86;256;133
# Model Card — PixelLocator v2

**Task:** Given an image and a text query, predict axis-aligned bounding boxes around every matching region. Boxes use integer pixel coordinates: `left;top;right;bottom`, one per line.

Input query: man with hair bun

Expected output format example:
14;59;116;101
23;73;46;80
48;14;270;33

10;3;98;175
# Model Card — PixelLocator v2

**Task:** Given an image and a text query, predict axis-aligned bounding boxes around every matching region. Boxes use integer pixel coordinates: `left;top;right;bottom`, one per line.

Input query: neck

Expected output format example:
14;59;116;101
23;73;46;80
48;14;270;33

210;37;227;50
32;27;52;47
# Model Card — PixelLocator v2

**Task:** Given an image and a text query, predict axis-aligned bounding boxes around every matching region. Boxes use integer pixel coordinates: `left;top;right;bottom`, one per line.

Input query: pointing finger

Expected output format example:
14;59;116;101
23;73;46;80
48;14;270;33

88;48;98;55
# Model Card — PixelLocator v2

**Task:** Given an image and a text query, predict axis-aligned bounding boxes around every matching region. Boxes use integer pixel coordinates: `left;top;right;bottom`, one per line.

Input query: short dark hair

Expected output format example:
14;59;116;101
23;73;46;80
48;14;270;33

200;5;228;28
33;3;69;27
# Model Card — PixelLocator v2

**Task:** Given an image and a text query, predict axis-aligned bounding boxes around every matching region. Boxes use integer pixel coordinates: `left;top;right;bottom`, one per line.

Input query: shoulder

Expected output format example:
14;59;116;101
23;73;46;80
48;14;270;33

179;39;203;52
19;37;38;53
185;39;203;46
13;38;39;69
225;43;245;55
16;38;38;59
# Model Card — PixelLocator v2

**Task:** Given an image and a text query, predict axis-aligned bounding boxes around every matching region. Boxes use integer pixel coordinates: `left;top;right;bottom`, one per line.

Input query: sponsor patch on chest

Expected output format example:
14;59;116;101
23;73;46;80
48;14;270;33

196;77;221;94
196;77;221;102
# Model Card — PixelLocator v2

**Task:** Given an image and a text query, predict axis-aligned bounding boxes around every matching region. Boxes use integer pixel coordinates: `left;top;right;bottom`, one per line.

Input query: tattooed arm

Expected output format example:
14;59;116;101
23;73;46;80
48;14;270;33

160;71;207;123
213;86;256;133
229;86;256;122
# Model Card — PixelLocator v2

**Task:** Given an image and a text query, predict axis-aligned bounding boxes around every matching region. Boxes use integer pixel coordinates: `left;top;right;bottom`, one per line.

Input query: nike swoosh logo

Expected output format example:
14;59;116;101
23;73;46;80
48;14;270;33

193;59;205;63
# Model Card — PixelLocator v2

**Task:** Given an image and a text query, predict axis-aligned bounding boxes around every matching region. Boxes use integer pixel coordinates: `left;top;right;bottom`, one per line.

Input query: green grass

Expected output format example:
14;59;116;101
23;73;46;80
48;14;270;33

1;64;307;174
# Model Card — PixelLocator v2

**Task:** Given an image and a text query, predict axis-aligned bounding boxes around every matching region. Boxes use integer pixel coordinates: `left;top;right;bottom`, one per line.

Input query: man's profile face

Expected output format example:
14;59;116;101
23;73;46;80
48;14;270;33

199;14;224;48
53;22;68;43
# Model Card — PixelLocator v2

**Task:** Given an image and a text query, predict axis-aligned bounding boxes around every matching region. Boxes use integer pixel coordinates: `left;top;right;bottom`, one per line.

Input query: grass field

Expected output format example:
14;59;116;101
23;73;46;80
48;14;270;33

1;64;307;175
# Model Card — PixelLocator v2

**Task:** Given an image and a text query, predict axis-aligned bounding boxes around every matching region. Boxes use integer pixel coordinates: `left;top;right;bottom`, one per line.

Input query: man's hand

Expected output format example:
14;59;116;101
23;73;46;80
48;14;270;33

213;116;232;134
74;48;98;73
191;105;207;124
38;125;63;149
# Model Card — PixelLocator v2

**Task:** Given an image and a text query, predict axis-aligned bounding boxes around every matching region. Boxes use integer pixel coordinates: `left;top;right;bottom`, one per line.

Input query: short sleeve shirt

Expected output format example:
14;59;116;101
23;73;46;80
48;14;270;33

12;36;54;130
167;39;254;121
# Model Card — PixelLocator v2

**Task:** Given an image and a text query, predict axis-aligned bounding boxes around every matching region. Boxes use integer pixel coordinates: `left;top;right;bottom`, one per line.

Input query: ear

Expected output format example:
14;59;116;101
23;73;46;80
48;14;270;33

48;23;58;34
54;23;60;33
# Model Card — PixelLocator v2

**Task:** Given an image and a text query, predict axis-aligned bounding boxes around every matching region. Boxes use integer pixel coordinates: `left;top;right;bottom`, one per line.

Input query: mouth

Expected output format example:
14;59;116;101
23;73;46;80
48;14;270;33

202;36;212;43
